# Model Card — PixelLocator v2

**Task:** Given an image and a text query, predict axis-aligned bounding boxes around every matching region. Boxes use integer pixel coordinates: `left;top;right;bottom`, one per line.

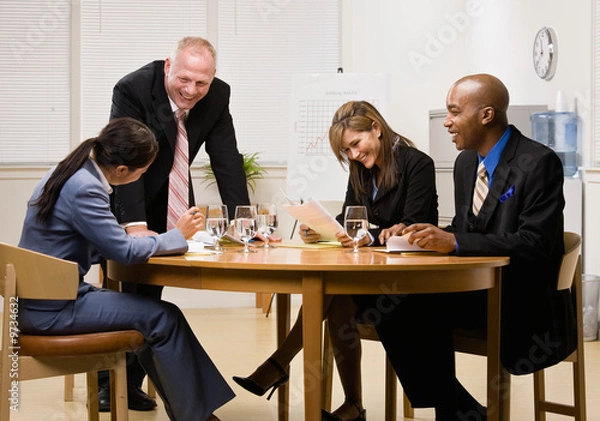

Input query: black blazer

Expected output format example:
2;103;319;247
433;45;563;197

449;126;576;374
338;145;439;244
110;60;250;231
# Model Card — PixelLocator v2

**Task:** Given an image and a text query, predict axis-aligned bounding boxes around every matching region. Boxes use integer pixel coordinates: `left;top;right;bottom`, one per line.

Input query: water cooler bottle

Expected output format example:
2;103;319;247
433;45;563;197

530;111;578;176
530;110;582;236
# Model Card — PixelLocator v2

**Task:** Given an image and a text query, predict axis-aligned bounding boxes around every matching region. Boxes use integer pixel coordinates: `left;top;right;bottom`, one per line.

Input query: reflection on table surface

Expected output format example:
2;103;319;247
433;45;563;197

151;244;509;272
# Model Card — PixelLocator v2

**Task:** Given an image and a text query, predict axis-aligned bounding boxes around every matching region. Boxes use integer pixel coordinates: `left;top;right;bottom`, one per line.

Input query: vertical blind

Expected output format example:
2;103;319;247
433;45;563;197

81;0;208;141
595;0;600;166
1;0;340;166
0;1;71;164
216;0;340;163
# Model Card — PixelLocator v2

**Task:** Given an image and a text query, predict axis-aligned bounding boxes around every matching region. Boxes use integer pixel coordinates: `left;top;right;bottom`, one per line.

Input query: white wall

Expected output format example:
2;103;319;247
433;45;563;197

342;0;591;153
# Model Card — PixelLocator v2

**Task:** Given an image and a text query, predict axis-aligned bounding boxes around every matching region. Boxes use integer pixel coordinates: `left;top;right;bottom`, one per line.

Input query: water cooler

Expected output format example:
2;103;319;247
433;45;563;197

530;111;578;177
529;110;582;236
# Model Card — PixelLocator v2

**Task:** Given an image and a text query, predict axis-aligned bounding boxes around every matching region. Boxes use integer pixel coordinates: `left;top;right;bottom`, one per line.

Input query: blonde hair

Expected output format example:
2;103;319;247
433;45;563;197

329;101;414;197
171;36;217;62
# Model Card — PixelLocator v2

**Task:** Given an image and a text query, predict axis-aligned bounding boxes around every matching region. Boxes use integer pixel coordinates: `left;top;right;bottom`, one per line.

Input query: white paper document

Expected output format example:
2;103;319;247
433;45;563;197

192;230;217;245
380;234;434;253
186;240;211;254
282;199;344;242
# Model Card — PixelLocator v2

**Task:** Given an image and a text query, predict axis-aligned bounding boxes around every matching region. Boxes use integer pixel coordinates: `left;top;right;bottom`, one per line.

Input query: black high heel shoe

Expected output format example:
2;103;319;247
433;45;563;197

322;398;366;421
232;357;289;400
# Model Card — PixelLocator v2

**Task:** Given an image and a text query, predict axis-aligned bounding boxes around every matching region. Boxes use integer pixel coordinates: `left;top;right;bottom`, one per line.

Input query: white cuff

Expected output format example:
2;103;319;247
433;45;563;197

121;221;148;228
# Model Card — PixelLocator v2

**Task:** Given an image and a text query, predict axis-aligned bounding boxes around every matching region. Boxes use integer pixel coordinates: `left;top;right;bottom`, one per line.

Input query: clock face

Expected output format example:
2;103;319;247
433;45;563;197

533;27;558;80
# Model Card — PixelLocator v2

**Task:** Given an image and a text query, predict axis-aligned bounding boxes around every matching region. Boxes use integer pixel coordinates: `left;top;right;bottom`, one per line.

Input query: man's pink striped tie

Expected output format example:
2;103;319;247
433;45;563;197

167;109;189;230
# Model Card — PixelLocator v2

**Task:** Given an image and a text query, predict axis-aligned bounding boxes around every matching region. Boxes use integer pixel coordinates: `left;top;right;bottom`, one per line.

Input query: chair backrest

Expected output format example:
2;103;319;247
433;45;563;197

1;243;136;420
0;243;78;300
557;232;582;291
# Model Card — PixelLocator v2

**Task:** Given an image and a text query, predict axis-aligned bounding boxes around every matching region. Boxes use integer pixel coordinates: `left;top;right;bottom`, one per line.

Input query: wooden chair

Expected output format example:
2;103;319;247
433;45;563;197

533;232;586;420
413;231;586;420
323;232;586;421
0;243;145;421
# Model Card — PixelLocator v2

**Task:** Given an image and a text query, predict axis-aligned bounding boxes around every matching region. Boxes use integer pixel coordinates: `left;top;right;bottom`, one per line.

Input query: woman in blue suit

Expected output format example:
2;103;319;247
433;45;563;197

18;117;233;421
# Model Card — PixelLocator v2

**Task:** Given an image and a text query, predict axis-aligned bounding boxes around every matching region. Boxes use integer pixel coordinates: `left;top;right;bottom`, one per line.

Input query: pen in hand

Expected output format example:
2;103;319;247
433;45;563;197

289;198;304;239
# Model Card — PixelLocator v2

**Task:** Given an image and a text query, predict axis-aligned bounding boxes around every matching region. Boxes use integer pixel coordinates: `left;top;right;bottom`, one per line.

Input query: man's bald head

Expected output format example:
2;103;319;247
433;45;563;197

450;74;510;127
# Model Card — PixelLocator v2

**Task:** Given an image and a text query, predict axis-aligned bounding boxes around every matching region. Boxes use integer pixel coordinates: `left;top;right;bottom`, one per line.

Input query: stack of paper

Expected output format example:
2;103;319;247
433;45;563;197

282;199;344;242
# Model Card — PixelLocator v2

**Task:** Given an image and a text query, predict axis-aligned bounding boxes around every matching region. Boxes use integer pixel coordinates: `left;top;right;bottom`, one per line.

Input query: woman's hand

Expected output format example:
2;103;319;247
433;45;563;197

335;230;371;248
299;224;320;243
176;207;205;239
378;223;406;245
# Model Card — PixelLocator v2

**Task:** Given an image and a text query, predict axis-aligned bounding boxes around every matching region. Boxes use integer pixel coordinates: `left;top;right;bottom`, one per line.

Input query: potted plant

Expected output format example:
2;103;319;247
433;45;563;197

200;151;266;195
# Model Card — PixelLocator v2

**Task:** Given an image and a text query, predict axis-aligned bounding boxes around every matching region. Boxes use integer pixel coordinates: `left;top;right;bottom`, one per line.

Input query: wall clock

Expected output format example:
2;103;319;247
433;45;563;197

533;26;558;81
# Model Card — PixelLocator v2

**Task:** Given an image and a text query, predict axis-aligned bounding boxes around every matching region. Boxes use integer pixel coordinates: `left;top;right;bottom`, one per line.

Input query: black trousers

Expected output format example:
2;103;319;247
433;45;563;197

353;290;487;410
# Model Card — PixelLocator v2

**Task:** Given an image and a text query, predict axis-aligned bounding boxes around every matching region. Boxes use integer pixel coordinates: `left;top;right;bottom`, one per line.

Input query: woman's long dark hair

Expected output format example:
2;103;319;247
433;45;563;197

329;101;415;199
33;117;158;224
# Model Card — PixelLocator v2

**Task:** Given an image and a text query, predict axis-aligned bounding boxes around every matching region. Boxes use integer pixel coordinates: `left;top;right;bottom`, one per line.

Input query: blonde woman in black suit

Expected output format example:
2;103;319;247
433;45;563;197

234;101;438;421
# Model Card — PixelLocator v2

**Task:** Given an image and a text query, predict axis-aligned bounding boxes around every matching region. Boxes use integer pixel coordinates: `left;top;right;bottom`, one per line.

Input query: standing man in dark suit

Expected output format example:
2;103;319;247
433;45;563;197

376;74;577;420
101;36;250;412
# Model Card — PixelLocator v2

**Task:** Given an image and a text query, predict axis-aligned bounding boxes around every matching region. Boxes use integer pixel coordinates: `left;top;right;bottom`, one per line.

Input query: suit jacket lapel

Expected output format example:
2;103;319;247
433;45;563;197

476;131;519;226
151;68;178;152
186;107;203;150
462;153;478;208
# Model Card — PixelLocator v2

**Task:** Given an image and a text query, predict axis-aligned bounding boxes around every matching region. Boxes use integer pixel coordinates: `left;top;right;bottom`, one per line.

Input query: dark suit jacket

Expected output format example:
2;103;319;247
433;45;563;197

338;145;439;244
449;125;577;374
110;60;250;231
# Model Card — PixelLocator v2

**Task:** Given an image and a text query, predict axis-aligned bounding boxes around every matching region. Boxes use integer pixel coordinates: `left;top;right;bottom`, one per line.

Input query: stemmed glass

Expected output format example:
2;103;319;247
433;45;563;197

344;206;369;253
205;204;228;252
234;205;257;253
256;203;278;248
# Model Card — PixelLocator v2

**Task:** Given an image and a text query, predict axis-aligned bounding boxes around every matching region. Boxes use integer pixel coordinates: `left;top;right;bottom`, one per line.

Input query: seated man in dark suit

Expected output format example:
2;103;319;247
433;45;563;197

372;73;577;420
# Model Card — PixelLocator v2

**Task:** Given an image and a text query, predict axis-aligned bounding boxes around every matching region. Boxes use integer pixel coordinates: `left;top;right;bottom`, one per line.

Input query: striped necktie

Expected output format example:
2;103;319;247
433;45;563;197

472;161;488;216
167;109;189;230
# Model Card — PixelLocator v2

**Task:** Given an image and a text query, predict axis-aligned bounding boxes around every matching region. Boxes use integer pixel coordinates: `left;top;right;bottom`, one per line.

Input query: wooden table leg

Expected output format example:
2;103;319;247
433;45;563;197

256;292;272;313
277;294;291;421
487;268;502;421
302;272;324;421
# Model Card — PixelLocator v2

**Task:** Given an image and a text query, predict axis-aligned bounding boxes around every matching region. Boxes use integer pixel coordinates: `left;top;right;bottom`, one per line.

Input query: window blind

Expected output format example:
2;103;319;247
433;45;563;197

1;0;340;166
215;0;340;164
0;1;71;165
81;0;208;141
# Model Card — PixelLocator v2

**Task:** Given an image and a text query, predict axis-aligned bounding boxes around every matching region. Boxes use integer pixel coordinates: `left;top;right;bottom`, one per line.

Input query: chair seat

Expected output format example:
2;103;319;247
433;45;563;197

356;323;378;340
18;330;144;357
453;328;488;356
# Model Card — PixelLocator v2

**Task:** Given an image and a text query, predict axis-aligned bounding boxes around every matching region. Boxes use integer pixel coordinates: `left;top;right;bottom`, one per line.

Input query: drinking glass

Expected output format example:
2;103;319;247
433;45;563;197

205;204;228;252
256;203;278;248
344;206;369;253
234;205;257;253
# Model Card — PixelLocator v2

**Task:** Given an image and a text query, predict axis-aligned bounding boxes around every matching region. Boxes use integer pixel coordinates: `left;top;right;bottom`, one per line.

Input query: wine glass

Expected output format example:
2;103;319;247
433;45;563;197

256;203;278;248
206;204;228;252
234;205;257;253
344;206;369;253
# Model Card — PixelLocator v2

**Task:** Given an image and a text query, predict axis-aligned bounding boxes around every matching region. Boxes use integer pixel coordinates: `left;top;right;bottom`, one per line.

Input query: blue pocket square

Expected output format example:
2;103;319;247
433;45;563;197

499;185;515;203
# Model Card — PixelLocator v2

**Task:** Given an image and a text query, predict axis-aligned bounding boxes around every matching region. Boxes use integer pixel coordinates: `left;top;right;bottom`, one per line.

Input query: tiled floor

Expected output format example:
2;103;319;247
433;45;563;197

9;306;600;420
